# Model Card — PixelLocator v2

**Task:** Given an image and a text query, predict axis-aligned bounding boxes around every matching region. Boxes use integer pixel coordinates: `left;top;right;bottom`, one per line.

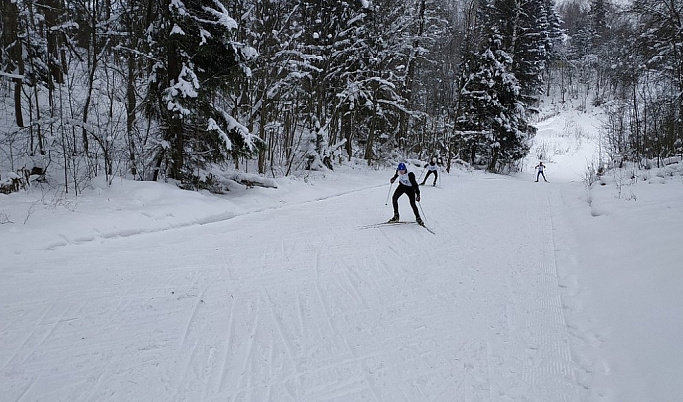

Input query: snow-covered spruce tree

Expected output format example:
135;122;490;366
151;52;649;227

146;0;264;185
455;0;534;171
484;0;563;109
590;0;609;48
316;0;447;164
517;0;563;108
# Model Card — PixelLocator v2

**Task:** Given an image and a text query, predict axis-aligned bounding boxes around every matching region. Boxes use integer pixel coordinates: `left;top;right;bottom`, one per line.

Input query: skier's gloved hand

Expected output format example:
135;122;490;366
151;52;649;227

416;195;420;202
390;178;395;183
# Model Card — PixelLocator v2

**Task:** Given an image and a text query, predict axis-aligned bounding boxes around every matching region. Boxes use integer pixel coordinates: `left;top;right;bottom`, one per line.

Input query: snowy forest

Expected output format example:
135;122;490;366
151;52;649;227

1;0;682;194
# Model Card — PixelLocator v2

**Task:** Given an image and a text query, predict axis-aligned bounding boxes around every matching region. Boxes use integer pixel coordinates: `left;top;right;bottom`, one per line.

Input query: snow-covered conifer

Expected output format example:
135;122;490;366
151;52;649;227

145;0;264;184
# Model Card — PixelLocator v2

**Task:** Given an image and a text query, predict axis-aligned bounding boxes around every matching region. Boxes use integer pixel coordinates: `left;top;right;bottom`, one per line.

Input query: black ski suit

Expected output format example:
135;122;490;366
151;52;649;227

535;163;547;182
422;161;439;185
390;170;421;219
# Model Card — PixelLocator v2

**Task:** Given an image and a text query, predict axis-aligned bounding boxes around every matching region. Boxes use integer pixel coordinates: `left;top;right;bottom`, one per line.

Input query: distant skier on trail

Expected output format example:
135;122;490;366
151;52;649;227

421;158;439;186
389;162;423;225
535;161;548;182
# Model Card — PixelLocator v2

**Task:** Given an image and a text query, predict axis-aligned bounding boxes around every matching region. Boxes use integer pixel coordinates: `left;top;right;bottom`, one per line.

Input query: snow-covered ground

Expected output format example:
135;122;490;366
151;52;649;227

2;109;683;401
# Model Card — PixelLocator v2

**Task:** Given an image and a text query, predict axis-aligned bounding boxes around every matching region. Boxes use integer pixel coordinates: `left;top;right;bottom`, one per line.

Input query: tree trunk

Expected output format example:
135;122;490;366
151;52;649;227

344;111;354;160
364;106;377;164
2;1;24;128
488;147;499;172
258;100;268;174
398;0;427;147
44;0;65;85
165;0;184;180
32;84;44;155
82;0;103;156
126;53;138;177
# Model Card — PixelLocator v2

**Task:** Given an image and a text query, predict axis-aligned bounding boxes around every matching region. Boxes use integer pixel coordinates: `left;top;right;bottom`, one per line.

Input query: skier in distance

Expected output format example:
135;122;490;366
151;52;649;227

535;161;548;182
421;158;439;186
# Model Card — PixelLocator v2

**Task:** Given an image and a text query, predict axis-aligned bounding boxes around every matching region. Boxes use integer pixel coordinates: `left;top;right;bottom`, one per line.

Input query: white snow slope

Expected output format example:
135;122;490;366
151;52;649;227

2;110;683;401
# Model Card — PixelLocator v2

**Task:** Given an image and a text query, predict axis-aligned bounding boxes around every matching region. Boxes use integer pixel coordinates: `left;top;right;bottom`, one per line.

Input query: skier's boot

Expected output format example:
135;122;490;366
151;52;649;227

388;213;400;223
432;182;436;186
420;181;425;186
416;216;424;226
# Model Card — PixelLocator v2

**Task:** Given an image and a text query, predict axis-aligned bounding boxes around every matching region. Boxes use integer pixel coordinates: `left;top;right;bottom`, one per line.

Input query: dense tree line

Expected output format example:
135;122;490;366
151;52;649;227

557;0;683;166
1;0;681;194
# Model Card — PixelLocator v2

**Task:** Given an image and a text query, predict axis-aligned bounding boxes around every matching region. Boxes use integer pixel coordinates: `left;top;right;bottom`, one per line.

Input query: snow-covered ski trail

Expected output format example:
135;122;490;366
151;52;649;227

0;173;588;400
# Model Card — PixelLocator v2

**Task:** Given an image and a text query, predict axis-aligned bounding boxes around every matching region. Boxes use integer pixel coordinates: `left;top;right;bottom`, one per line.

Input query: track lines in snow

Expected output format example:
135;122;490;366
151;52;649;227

337;269;369;311
295;294;306;340
312;249;365;365
215;296;275;400
432;179;587;401
313;251;336;339
171;289;211;398
1;306;49;370
179;286;209;348
13;378;35;402
94;297;135;336
3;303;73;370
264;289;307;398
265;290;298;369
216;300;236;395
26;302;86;361
500;188;579;399
237;298;260;392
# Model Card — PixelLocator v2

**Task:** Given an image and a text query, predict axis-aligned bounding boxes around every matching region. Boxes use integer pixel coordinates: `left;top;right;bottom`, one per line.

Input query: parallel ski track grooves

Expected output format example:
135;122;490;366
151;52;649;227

44;183;389;251
2;305;51;369
216;300;235;394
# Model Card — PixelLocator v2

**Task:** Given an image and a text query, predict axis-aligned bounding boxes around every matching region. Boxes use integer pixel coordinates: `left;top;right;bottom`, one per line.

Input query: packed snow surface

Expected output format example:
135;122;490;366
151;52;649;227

1;109;682;401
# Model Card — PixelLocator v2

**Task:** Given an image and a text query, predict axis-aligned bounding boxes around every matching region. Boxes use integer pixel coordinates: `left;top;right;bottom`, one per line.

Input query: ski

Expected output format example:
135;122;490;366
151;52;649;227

418;223;436;235
357;221;412;230
358;221;435;235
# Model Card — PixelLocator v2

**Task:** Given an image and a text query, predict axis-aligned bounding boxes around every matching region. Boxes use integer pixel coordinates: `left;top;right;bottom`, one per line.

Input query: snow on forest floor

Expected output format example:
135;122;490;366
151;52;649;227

2;110;683;401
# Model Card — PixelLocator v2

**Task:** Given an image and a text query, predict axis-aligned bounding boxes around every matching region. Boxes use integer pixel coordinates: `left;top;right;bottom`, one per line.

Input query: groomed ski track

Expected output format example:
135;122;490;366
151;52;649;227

1;172;589;401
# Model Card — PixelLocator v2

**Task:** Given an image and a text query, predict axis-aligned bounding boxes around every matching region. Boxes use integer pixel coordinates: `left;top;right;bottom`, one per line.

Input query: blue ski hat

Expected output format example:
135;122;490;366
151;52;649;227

397;162;407;171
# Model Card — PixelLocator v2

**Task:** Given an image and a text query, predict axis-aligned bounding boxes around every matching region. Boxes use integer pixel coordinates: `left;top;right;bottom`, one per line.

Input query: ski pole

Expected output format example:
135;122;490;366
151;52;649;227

417;167;426;183
385;182;394;205
418;199;427;222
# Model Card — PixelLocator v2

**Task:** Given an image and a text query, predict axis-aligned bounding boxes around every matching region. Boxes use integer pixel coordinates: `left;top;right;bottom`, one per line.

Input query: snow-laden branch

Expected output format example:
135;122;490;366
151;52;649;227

0;72;24;80
198;0;238;30
217;109;262;153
